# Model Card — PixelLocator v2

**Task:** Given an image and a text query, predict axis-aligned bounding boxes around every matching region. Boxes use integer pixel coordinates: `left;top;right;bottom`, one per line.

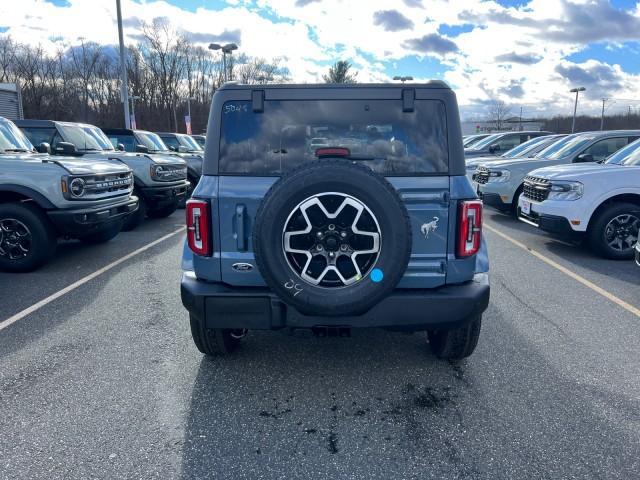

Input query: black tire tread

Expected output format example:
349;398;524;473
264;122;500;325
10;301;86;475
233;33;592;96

587;202;640;260
428;316;482;360
0;202;57;272
189;315;241;356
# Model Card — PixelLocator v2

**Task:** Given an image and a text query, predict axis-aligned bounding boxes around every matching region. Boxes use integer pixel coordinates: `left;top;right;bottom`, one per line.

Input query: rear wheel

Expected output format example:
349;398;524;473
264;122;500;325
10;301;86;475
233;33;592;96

588;202;639;259
122;193;147;231
0;203;57;272
427;315;482;360
189;315;245;356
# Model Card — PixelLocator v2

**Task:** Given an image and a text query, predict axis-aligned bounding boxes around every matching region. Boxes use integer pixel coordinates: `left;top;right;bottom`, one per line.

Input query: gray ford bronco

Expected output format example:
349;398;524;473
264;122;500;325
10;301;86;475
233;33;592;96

0;117;137;272
180;83;490;360
15;120;189;230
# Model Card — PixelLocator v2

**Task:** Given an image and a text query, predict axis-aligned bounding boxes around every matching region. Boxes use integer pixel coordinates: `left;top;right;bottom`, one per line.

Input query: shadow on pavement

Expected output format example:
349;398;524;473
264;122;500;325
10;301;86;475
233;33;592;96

179;318;639;480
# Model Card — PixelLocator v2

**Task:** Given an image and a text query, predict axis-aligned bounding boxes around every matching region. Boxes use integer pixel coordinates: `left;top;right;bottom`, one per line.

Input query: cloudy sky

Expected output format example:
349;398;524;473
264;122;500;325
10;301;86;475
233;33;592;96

1;0;640;119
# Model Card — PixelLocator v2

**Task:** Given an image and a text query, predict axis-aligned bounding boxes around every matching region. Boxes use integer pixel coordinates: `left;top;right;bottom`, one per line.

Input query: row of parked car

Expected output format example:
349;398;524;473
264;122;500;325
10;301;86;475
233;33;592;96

0;115;206;272
464;130;640;262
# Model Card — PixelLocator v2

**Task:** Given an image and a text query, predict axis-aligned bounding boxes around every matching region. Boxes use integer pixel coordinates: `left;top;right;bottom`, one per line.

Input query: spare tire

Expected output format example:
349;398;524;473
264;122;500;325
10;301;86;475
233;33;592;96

253;159;412;317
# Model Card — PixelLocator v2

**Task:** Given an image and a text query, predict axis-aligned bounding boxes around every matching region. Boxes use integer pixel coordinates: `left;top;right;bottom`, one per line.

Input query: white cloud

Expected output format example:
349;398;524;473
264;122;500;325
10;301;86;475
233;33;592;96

2;0;640;117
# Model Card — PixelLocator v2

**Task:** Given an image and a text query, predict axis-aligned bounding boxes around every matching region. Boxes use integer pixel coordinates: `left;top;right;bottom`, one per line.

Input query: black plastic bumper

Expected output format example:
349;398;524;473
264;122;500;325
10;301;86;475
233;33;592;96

139;181;189;209
519;211;583;240
181;273;490;332
482;192;511;212
47;196;138;236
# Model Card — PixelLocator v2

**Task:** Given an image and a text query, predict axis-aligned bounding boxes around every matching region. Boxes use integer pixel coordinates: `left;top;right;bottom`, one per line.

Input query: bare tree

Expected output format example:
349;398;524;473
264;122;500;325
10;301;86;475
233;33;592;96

487;99;512;130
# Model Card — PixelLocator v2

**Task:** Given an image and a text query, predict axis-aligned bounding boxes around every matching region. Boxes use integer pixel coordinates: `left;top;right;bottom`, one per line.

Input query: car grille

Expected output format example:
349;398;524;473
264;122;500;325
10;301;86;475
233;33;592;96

523;175;551;202
69;172;133;200
155;165;188;182
473;166;490;184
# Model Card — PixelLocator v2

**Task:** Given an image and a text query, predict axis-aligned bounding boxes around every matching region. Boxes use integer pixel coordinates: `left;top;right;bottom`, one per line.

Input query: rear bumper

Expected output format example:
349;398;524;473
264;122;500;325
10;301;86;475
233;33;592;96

181;273;490;331
47;196;138;236
139;181;189;209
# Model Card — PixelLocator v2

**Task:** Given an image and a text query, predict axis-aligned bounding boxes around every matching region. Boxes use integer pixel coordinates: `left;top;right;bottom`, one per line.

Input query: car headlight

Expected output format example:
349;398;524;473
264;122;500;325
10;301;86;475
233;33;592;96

547;181;583;201
486;170;511;183
68;177;85;197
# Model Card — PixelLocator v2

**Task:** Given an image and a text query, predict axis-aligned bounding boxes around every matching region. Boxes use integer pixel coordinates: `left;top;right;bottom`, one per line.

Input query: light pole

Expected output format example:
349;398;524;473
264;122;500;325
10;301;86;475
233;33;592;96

570;87;585;133
183;96;196;134
393;76;413;83
208;43;238;82
130;95;141;129
116;0;130;128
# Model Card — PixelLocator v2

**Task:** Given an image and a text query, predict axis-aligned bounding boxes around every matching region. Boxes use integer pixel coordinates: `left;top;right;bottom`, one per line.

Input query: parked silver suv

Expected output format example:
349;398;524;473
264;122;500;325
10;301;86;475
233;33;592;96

0;117;136;272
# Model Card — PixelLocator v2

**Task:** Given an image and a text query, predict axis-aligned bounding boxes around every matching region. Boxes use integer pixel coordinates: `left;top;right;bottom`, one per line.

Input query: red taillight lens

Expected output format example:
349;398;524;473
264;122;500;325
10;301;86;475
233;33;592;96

186;199;211;256
456;200;483;257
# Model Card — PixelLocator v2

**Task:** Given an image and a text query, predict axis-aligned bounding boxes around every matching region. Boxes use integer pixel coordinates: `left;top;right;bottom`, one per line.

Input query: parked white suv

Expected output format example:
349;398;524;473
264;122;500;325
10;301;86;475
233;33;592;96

518;138;640;259
475;130;640;215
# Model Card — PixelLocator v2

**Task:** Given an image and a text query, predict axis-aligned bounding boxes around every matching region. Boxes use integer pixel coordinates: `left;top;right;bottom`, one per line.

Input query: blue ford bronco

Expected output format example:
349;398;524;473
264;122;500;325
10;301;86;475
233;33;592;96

180;82;490;360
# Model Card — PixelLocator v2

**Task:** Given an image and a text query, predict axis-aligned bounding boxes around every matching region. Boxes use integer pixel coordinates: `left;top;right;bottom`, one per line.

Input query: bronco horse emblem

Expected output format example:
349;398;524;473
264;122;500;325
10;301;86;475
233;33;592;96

420;217;439;238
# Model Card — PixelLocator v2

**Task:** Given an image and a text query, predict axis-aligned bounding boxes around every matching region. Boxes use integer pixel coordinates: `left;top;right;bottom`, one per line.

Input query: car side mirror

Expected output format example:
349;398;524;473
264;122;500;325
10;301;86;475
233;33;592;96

178;146;190;153
135;144;149;153
37;142;51;154
55;142;77;155
117;143;125;151
574;153;594;163
168;145;178;152
488;144;500;153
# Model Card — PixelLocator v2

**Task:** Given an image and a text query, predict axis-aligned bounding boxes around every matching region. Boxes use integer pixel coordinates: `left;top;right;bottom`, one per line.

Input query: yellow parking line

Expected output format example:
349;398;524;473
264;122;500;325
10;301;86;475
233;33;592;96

484;223;640;319
0;227;185;332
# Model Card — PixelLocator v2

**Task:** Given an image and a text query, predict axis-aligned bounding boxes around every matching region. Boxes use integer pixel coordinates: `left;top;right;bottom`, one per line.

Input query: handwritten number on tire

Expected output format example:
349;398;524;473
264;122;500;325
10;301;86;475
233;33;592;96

284;279;303;297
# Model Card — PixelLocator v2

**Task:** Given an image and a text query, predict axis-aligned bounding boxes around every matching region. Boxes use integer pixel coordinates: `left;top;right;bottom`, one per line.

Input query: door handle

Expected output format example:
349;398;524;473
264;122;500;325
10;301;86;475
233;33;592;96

236;204;247;251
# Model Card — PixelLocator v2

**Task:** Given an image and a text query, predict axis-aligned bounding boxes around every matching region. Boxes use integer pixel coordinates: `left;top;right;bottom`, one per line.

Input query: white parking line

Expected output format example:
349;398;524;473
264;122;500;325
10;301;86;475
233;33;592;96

0;227;185;332
485;223;640;319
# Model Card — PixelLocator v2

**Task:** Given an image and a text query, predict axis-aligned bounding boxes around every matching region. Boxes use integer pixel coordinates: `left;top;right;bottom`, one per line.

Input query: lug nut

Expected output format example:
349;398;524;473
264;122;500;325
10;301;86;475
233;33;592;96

340;231;347;238
340;244;348;252
316;244;323;251
328;224;335;231
316;231;323;238
329;251;335;257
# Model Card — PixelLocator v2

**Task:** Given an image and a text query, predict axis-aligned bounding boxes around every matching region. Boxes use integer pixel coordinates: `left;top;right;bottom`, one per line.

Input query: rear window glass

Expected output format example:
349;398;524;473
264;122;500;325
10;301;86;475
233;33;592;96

219;99;448;175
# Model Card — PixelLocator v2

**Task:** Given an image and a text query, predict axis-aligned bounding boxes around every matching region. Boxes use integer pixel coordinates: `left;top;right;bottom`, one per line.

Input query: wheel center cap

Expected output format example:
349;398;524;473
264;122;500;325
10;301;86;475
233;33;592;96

323;234;340;251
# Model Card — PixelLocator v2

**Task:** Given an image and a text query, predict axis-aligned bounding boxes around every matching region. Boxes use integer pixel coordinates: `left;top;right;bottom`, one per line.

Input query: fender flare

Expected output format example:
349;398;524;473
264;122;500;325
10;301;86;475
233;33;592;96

0;184;56;209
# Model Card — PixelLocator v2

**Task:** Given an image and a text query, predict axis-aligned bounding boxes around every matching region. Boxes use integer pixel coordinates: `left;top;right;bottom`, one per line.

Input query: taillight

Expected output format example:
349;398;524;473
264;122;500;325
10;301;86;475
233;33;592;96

186;199;211;256
456;200;482;257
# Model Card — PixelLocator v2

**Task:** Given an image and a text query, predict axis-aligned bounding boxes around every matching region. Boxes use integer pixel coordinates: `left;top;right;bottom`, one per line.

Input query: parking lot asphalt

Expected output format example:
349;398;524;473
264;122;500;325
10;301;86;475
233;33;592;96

0;210;638;479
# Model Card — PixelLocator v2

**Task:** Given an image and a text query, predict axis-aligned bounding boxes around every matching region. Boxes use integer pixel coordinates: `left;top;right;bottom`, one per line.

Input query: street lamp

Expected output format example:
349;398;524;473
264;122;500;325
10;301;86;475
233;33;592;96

130;95;141;129
208;43;239;82
570;87;586;133
393;76;413;83
116;0;131;128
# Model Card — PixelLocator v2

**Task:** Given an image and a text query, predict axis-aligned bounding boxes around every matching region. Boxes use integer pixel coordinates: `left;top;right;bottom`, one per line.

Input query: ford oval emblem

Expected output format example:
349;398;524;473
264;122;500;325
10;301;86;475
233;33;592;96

232;262;254;272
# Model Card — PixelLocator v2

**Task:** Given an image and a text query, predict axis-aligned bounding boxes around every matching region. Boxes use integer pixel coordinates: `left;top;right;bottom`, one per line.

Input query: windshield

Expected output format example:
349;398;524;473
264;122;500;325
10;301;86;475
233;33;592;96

467;133;501;150
501;135;550;159
58;124;114;151
534;134;594;160
463;135;487;147
137;131;170;152
0;120;34;152
605;139;640;166
178;135;203;151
